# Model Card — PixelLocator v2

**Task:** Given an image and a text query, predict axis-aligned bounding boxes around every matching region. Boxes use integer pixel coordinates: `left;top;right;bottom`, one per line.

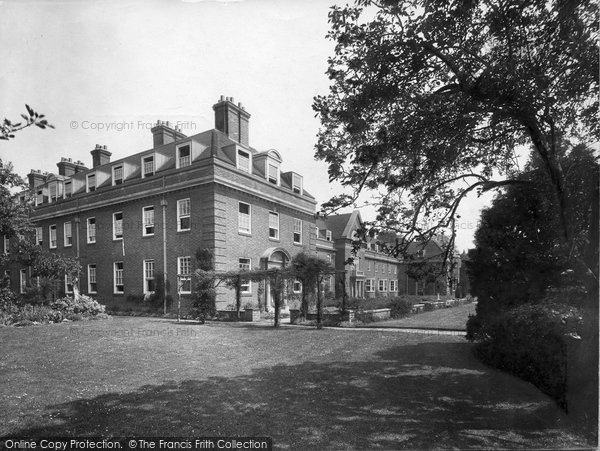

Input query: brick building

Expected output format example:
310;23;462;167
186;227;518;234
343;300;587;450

4;96;317;311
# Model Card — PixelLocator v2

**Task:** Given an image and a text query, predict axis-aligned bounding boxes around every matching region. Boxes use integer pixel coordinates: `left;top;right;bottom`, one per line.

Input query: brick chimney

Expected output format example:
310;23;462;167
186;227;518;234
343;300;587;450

150;120;187;148
27;169;46;189
74;160;88;173
213;95;250;146
90;144;111;168
57;157;77;176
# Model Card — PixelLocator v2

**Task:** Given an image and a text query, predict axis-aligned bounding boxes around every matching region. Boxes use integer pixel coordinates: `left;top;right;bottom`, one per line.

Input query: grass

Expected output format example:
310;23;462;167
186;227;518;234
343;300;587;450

0;317;591;449
361;302;477;330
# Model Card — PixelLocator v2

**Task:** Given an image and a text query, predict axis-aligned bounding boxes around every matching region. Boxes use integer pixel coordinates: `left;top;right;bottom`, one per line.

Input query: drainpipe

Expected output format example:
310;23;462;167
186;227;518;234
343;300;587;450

74;217;80;296
161;199;168;315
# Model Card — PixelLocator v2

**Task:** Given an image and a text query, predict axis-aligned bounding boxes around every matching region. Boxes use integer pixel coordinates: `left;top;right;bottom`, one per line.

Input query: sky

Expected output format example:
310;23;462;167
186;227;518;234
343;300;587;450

0;0;492;251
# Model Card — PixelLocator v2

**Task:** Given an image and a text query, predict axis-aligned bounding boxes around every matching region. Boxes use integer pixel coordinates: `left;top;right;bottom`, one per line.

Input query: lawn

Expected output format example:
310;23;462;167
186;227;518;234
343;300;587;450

0;317;591;449
362;302;477;330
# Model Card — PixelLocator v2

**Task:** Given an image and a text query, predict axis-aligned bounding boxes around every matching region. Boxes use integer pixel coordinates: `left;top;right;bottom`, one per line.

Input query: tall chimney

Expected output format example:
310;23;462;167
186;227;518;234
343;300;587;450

213;96;250;146
27;170;46;189
57;157;77;176
150;120;187;148
90;144;111;168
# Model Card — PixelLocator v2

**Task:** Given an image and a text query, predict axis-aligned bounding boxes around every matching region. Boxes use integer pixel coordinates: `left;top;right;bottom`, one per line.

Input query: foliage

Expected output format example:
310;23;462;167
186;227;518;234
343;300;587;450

1;104;54;140
291;252;335;325
50;295;106;317
313;0;598;272
193;248;217;321
473;302;583;408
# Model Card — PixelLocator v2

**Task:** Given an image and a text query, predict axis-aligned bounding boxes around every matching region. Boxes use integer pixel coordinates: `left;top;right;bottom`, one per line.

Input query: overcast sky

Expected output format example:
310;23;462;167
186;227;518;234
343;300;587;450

0;0;491;251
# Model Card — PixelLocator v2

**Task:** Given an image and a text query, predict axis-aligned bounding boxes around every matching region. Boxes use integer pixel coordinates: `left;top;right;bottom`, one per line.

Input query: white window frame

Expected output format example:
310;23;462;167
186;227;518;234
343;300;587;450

177;198;191;232
86;173;96;192
142;206;155;236
35;189;43;206
292;173;303;194
63;221;72;247
49;225;57;249
49;182;58;203
35;227;43;246
177;143;192;169
143;259;155;294
267;163;279;185
87;217;96;244
142;155;155;178
64;180;72;198
113;212;123;240
378;279;387;292
114;262;124;293
238;257;251;293
326;230;332;241
238;202;251;234
20;269;27;294
268;211;279;240
293;279;302;293
88;264;97;294
367;261;371;272
64;274;73;294
112;164;124;185
389;280;398;292
236;149;251;173
365;278;375;293
178;256;192;294
293;218;302;244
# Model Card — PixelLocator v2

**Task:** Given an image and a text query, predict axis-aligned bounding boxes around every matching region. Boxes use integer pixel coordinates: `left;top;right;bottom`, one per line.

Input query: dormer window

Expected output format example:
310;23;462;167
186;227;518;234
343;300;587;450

86;173;96;192
142;155;154;177
49;182;58;202
177;144;191;168
237;149;250;173
292;174;303;194
36;189;43;206
64;180;72;198
326;230;332;241
267;164;279;185
112;165;123;185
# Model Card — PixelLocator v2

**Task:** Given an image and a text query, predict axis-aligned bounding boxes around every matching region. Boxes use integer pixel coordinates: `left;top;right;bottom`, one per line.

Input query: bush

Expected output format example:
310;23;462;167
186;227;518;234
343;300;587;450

50;295;106;317
473;303;583;408
389;297;413;318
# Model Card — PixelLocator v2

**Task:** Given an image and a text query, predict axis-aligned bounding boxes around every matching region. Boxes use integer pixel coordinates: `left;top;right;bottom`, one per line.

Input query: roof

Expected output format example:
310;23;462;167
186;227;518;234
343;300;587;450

322;211;363;240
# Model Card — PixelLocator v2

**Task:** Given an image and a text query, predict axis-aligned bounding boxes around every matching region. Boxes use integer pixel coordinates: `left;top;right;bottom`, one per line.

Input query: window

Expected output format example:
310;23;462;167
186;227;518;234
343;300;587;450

239;258;251;293
20;269;27;294
88;264;97;293
36;189;43;206
238;202;251;234
113;212;123;240
388;264;391;274
49;182;58;202
114;262;124;293
178;256;192;293
142;155;154;177
268;212;279;239
293;218;302;244
177;199;190;231
378;279;387;292
374;262;378;273
65;274;73;294
367;261;371;272
237;149;250;172
267;164;278;184
3;236;9;254
49;225;57;249
112;165;123;185
87;173;96;192
177;144;191;168
365;279;375;293
35;227;43;246
394;266;397;274
293;280;302;293
292;174;303;194
389;280;398;292
63;221;72;247
87;217;96;244
325;230;332;241
64;180;72;198
142;206;154;236
144;259;155;293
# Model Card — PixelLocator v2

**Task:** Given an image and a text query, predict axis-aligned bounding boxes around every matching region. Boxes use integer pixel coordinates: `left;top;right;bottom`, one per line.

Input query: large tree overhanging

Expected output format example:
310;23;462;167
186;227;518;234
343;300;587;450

313;0;598;269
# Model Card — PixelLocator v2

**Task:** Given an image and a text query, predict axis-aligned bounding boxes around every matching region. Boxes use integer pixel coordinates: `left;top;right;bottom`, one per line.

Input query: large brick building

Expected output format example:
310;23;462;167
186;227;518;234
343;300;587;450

5;96;317;310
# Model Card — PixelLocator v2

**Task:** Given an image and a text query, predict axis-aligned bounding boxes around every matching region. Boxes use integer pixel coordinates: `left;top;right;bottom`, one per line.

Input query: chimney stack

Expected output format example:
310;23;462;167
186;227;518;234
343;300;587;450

90;144;111;168
57;157;77;176
150;120;187;148
213;95;250;146
27;169;46;189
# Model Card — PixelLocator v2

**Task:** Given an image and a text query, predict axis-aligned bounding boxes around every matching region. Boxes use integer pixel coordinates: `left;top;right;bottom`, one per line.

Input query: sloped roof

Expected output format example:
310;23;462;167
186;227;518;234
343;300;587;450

322;211;363;240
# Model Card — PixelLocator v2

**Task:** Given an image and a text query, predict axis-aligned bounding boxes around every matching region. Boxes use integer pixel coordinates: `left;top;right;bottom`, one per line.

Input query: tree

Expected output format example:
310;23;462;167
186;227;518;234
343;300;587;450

1;105;54;140
313;0;598;283
193;248;217;322
291;252;335;327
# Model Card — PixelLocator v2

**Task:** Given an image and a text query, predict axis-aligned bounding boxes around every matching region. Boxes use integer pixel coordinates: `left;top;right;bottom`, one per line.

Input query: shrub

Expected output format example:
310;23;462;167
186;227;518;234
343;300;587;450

474;303;583;408
50;295;106;317
388;297;413;318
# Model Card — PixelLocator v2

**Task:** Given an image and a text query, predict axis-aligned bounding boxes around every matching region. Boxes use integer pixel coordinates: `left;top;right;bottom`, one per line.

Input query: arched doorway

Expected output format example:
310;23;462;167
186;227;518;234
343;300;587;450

260;247;291;312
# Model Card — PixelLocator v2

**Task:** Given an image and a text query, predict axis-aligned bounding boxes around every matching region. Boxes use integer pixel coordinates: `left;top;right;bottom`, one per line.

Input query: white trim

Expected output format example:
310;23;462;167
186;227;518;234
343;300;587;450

142;205;155;236
293;218;302;245
63;221;72;247
114;261;124;294
112;164;124;185
141;154;155;178
143;259;155;294
238;202;251;234
19;269;27;294
113;212;123;240
236;148;251;173
268;211;279;240
177;256;192;294
87;217;96;244
87;264;97;294
86;172;96;192
238;257;251;293
177;198;191;232
49;224;57;249
176;142;192;169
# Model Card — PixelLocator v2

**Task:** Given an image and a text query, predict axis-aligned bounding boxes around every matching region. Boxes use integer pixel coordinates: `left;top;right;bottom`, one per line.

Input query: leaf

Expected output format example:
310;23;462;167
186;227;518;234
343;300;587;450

25;104;34;116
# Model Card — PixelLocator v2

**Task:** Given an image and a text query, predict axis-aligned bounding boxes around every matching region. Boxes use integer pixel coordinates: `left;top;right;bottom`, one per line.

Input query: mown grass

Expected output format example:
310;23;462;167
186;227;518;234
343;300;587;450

0;317;590;449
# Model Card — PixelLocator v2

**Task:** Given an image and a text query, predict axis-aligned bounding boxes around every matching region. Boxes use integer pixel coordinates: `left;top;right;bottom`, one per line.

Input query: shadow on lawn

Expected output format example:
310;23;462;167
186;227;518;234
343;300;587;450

12;342;585;450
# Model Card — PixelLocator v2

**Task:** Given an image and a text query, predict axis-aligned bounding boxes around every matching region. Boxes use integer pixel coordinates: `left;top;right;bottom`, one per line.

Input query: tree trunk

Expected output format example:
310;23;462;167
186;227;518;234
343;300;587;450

273;285;280;328
301;286;308;319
